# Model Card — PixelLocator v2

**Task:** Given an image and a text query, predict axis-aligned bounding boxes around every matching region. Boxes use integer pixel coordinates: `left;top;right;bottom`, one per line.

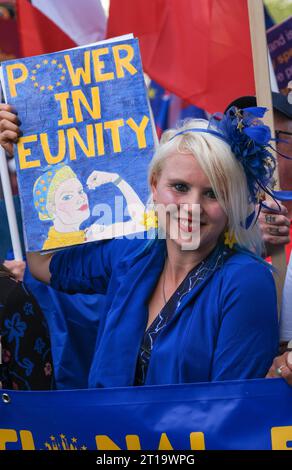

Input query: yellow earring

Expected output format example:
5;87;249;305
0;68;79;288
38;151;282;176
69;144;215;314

224;230;236;249
141;201;158;230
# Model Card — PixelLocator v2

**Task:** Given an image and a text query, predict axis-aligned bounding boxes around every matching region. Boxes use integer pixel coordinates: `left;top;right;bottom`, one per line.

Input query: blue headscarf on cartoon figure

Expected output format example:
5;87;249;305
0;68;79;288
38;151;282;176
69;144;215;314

33;164;77;221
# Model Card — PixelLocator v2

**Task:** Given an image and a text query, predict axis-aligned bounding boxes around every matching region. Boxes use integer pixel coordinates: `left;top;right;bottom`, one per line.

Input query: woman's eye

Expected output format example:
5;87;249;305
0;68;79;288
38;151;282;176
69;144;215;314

204;189;216;199
78;189;84;195
62;194;72;201
173;183;189;193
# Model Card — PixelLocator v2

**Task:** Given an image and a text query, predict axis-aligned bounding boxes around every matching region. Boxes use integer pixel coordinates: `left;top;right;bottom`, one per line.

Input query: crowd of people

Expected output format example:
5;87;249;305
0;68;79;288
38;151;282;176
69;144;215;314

0;91;291;390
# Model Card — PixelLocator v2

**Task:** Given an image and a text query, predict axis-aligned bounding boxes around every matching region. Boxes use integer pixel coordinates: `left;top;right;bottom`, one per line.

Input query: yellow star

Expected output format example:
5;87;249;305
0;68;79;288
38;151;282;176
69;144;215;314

148;87;156;99
62;68;66;74
32;69;37;74
36;64;41;68
50;435;55;441
81;446;87;450
56;82;61;86
224;231;236;249
43;59;48;64
40;86;45;91
60;76;65;81
47;85;54;90
58;64;63;69
141;210;158;230
31;76;36;81
60;434;66;439
34;83;39;87
237;120;244;131
51;59;57;64
72;437;77;443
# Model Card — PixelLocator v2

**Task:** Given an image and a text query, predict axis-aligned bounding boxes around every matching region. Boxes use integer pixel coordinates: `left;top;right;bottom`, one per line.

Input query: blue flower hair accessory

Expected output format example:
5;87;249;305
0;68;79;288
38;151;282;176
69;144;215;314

172;106;292;228
211;106;278;204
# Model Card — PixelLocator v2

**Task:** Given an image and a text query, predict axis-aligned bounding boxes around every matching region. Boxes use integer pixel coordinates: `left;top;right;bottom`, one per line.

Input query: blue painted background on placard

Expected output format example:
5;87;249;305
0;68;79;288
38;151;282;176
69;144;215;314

1;38;154;251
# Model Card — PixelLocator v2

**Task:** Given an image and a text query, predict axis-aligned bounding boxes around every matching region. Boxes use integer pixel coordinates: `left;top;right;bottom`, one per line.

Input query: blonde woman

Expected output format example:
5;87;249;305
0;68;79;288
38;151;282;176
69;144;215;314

0;105;285;388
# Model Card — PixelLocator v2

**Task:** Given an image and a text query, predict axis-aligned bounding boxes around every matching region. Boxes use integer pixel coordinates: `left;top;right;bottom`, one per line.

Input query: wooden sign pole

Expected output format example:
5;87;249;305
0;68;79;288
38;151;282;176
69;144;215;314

247;0;287;315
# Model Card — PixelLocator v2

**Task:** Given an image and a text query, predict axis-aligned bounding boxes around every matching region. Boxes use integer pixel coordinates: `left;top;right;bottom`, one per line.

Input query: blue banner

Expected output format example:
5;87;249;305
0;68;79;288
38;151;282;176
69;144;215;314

0;379;292;450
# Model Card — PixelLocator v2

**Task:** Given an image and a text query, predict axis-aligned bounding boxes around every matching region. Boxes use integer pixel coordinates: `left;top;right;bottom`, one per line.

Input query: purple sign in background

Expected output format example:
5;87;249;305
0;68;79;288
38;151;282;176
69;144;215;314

267;16;292;95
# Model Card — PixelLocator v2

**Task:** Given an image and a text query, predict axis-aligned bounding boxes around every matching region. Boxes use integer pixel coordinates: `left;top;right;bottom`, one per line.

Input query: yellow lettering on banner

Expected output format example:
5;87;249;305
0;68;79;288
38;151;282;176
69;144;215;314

92;48;115;82
95;123;105;156
17;135;40;169
72;87;101;123
95;435;141;450
0;429;18;450
127;116;149;149
95;435;121;450
125;435;142;450
67;125;95;160
64;51;91;86
113;45;138;78
6;63;28;97
158;433;174;450
55;92;74;126
40;130;66;165
104;119;124;153
271;426;292;450
190;432;206;450
19;430;35;450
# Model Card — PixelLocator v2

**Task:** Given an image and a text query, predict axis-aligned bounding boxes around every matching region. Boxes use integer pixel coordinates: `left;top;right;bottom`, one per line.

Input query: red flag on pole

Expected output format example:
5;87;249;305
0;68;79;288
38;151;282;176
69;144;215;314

16;0;75;56
16;0;107;57
107;0;255;113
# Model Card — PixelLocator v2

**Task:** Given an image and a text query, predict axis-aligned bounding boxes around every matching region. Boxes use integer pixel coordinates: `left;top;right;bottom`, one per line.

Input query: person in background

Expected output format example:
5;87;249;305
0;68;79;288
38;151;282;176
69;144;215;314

224;94;292;387
2;259;25;281
266;254;292;386
225;92;292;261
0;263;54;390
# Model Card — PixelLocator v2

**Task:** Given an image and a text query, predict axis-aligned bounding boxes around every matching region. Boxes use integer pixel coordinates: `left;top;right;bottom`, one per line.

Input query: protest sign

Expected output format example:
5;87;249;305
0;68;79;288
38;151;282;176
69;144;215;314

267;17;292;95
0;35;155;252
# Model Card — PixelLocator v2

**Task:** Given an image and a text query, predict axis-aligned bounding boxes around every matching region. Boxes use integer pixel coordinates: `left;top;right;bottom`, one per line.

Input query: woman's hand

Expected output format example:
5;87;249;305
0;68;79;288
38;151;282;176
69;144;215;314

259;201;290;248
266;351;292;386
0;103;21;156
86;170;118;189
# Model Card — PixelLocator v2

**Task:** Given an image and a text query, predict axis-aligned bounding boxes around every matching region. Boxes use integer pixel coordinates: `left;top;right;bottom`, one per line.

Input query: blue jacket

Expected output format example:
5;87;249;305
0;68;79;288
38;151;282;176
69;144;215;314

50;237;279;388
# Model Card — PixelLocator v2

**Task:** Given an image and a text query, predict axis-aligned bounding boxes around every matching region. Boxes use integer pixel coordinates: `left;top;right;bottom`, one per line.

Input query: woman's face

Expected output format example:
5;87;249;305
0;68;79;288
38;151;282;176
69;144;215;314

53;178;90;225
151;152;228;252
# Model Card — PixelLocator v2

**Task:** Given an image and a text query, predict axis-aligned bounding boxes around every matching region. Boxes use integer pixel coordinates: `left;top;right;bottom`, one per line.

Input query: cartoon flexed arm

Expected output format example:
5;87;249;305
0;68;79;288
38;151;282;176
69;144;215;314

86;170;145;222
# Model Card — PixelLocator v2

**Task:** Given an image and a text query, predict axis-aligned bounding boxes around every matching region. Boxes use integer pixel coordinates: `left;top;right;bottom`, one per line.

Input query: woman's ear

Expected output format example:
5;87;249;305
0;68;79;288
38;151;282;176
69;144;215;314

150;172;158;202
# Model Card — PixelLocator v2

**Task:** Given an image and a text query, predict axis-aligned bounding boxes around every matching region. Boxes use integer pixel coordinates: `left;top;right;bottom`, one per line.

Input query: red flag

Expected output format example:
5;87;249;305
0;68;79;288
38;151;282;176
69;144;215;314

0;18;20;61
17;0;76;56
107;0;255;113
16;0;106;57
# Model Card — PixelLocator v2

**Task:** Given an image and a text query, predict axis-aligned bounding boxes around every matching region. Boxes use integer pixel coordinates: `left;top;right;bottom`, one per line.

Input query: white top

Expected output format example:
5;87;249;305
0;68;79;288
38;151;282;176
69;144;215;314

279;255;292;342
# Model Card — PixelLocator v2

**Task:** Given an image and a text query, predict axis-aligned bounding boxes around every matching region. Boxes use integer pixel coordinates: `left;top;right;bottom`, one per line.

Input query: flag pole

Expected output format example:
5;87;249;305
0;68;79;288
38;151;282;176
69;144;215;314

0;88;23;261
0;146;23;261
247;0;286;315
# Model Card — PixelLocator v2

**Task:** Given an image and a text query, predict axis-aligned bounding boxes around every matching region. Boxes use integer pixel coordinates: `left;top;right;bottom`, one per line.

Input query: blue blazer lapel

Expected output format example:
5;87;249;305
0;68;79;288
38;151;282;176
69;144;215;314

89;240;166;388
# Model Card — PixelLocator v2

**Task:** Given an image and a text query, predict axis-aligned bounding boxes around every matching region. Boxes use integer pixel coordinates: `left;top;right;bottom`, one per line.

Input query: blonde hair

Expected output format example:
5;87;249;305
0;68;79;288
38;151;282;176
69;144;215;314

148;119;263;255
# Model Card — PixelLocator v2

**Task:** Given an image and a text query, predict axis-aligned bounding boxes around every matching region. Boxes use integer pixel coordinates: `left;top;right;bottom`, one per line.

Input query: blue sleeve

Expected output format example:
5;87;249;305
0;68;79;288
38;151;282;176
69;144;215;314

49;238;123;294
211;262;279;381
